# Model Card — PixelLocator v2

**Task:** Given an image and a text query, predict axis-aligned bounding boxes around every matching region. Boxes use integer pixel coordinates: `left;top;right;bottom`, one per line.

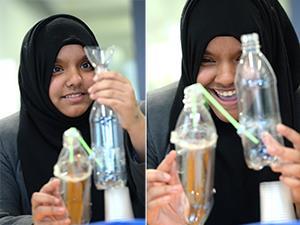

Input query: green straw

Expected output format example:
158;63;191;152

77;135;102;167
69;144;74;163
197;83;259;144
191;93;198;128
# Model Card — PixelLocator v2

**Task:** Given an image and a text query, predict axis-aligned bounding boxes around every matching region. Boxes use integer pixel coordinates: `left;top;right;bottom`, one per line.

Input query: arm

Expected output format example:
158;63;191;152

0;137;33;225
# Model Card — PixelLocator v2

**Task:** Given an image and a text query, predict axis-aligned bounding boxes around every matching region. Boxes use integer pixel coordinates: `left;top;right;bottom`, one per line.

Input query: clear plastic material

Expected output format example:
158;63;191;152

84;46;127;190
171;84;217;225
54;128;92;225
235;33;283;170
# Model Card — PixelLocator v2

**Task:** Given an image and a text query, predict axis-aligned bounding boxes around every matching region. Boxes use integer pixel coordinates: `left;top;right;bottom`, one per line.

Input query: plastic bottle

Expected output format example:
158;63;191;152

235;33;283;170
84;46;127;190
54;127;92;225
171;84;218;225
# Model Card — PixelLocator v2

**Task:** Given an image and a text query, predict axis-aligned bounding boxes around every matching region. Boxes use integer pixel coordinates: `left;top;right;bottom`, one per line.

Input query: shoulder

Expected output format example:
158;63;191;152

0;112;20;137
147;83;178;168
147;82;178;115
0;112;19;158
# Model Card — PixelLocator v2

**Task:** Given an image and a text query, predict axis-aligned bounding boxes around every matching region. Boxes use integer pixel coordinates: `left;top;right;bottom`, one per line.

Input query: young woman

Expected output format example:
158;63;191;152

0;14;145;224
147;0;300;224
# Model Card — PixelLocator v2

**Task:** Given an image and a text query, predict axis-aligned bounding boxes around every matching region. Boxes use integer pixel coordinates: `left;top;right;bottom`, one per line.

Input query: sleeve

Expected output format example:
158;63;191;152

123;102;145;218
0;136;33;225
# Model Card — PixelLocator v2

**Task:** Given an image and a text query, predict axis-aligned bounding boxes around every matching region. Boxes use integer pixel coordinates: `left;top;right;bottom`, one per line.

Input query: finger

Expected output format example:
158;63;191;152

169;159;181;185
148;184;182;202
277;124;300;149
93;71;128;83
147;169;171;183
36;218;71;225
91;89;127;102
280;175;300;189
40;178;60;194
31;192;60;209
34;206;66;221
263;133;300;163
147;195;172;210
271;163;300;179
157;150;177;172
95;98;125;112
88;79;128;94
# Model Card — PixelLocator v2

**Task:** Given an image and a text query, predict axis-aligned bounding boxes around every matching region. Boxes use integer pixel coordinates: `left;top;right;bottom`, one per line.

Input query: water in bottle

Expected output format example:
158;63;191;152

171;84;218;225
235;33;283;170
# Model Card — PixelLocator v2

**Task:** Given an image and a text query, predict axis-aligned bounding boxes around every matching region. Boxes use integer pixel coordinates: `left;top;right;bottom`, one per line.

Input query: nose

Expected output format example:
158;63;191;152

65;67;82;88
215;61;236;87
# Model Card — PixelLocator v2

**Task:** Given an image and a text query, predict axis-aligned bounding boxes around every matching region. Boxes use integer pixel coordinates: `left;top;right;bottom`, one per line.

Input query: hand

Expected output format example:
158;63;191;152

31;178;70;225
147;151;187;225
88;71;143;132
263;124;300;215
88;71;145;160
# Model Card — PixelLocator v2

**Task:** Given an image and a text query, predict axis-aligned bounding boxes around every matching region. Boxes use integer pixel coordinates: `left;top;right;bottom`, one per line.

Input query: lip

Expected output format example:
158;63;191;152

61;92;87;104
208;88;238;107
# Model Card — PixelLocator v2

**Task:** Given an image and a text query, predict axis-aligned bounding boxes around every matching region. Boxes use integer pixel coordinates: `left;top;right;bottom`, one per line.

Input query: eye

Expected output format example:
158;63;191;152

52;65;63;74
81;61;93;71
201;56;216;66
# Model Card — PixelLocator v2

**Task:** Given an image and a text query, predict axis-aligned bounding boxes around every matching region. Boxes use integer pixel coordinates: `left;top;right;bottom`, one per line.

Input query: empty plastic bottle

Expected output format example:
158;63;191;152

84;46;127;190
171;84;217;225
235;33;283;170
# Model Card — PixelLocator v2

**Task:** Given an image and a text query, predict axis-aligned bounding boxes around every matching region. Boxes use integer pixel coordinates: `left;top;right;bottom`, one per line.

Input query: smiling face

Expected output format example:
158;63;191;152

49;44;94;117
197;36;241;122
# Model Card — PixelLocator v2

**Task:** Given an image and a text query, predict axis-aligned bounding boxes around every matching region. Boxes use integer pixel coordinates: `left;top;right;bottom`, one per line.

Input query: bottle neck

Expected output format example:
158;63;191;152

63;137;80;149
242;42;260;54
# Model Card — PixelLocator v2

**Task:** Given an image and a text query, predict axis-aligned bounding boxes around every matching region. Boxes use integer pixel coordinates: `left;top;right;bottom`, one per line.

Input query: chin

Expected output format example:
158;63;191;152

61;105;90;118
212;108;238;123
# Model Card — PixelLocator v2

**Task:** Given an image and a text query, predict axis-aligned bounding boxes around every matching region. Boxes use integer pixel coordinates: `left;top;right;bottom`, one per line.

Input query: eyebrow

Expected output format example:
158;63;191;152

55;55;88;63
203;49;242;56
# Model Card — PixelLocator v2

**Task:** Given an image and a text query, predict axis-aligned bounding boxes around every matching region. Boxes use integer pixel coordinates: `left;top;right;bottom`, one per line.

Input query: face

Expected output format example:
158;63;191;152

49;44;94;117
196;36;241;122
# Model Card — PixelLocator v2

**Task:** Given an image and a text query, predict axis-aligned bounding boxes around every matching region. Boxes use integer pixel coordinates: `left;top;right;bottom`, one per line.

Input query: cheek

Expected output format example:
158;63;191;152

196;67;216;86
48;77;62;102
83;74;94;88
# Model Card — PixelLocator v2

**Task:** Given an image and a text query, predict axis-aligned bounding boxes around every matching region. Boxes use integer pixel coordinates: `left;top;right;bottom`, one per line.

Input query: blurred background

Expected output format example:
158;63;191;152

0;0;145;119
146;0;300;91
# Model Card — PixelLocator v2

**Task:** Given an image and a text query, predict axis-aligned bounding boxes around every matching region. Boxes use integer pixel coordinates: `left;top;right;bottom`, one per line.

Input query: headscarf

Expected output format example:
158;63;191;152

168;0;300;224
18;14;104;221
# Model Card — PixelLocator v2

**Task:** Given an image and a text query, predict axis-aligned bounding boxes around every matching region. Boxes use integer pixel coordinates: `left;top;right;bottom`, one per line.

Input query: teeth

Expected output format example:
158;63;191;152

215;90;236;97
65;93;82;98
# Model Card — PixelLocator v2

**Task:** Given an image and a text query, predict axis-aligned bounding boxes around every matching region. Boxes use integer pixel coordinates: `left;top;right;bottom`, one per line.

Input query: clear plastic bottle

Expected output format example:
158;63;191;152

84;46;127;190
54;128;92;225
235;33;283;170
171;84;218;225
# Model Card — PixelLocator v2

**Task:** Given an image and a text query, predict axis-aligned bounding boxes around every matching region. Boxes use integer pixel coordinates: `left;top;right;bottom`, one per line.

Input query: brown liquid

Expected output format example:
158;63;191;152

63;175;90;224
177;144;215;225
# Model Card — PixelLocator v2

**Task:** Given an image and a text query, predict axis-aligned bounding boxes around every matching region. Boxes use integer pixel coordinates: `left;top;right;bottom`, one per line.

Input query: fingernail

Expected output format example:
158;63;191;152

54;198;60;204
170;185;181;192
56;207;65;212
163;173;171;180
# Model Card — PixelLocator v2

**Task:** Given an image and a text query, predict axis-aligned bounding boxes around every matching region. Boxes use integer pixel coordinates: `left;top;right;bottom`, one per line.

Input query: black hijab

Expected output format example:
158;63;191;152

169;0;300;224
18;14;104;221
